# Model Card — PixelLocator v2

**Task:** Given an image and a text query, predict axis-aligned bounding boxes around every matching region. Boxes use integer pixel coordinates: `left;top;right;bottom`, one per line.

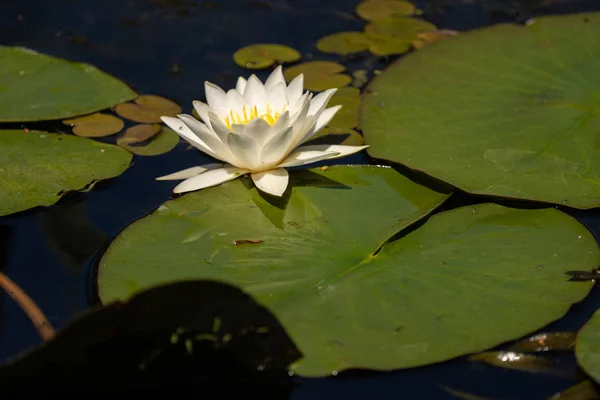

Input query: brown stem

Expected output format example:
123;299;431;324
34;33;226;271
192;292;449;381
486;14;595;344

0;271;55;341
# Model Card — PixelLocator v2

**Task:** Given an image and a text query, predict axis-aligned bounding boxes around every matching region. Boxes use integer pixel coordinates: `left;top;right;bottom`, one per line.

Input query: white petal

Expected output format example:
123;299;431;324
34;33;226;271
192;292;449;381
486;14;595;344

161;116;217;158
173;167;249;194
243;75;266;106
178;114;235;164
261;126;294;168
266;82;288;113
241;117;273;147
251;168;289;197
300;105;342;144
286;74;304;106
225;89;248;111
290;92;311;120
278;150;340;168
227;132;260;170
308;88;337;116
208;112;232;143
192;100;213;128
291;144;369;163
236;77;247;94
264;66;286;92
204;82;228;114
156;163;224;180
270;110;290;136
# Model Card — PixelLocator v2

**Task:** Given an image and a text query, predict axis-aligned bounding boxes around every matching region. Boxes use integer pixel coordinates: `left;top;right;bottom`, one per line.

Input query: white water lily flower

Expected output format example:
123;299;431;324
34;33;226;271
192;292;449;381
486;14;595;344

157;66;369;196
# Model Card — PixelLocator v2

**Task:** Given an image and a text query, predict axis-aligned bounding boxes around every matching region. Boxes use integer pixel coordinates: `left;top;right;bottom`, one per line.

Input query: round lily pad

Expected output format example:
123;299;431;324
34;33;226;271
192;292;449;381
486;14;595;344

366;35;413;56
0;130;132;216
327;87;361;132
356;0;416;21
316;32;371;55
0;46;137;122
411;30;458;50
115;95;181;124
364;17;436;40
283;61;352;91
97;165;597;376
233;44;301;70
576;309;600;384
360;12;600;208
63;113;124;138
117;126;179;156
116;124;161;145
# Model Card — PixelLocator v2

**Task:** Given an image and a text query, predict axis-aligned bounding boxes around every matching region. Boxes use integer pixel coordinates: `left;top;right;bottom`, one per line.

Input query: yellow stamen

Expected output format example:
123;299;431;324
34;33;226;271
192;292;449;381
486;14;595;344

223;104;286;129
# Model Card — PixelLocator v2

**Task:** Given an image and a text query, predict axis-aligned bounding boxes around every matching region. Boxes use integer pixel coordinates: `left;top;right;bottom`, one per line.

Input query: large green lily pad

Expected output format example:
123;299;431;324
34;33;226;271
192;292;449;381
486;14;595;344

576;309;600;384
97;166;597;376
0;46;137;122
0;130;132;216
360;12;600;209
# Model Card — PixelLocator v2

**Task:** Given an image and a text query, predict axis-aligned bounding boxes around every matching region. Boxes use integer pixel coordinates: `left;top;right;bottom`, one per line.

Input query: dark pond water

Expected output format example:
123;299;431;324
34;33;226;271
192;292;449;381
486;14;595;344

2;0;600;398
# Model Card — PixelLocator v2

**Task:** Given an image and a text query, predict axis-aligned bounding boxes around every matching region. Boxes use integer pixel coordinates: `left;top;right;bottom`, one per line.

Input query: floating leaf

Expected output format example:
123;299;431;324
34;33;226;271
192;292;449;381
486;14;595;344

356;0;416;21
0;280;300;395
0;130;132;216
233;44;301;69
412;30;459;50
361;12;600;208
63;113;124;138
352;69;369;88
0;46;136;122
309;129;364;146
283;61;351;91
576;309;600;385
316;32;371;55
367;35;413;56
469;352;569;377
364;17;436;40
115;95;181;123
117;126;179;156
97;165;597;376
326;87;361;132
508;332;576;353
116;124;161;145
548;380;600;400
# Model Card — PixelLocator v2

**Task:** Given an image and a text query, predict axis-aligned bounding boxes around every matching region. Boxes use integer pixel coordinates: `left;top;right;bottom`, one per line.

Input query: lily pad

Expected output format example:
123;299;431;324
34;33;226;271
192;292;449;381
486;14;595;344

117;126;179;156
326;87;361;132
283;61;352;91
116;123;161;145
576;309;600;384
233;44;301;70
0;130;132;216
0;46;136;122
316;32;371;55
63;113;124;138
361;12;600;208
97;165;597;376
356;0;416;21
114;95;181;124
411;30;458;50
364;17;436;40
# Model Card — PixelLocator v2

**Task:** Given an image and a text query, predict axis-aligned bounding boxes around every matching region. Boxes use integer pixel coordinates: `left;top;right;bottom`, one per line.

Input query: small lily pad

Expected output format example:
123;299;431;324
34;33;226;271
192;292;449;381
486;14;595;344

283;61;351;91
114;95;181;124
116;124;161;145
0;46;137;122
327;88;361;131
412;30;458;50
63;113;124;138
310;129;364;146
366;35;413;56
316;32;371;55
233;44;301;70
118;126;179;156
356;0;416;21
0;130;132;216
365;17;437;40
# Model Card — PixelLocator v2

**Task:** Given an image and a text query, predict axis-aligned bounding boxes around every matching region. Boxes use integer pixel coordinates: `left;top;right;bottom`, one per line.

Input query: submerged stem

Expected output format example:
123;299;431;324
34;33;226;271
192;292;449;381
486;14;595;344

0;272;55;341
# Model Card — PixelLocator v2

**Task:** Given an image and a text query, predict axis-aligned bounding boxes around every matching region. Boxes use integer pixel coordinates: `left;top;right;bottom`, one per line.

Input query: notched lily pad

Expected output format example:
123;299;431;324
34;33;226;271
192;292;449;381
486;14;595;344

0;130;132;216
316;32;371;55
116;124;161;145
98;165;597;376
63;113;124;138
233;44;301;69
117;126;179;156
356;0;416;21
0;46;137;122
283;61;351;91
115;95;181;123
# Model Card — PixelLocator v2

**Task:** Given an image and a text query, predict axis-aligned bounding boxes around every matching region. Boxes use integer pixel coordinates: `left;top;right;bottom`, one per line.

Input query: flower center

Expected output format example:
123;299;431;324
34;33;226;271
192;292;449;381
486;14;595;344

224;104;285;129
